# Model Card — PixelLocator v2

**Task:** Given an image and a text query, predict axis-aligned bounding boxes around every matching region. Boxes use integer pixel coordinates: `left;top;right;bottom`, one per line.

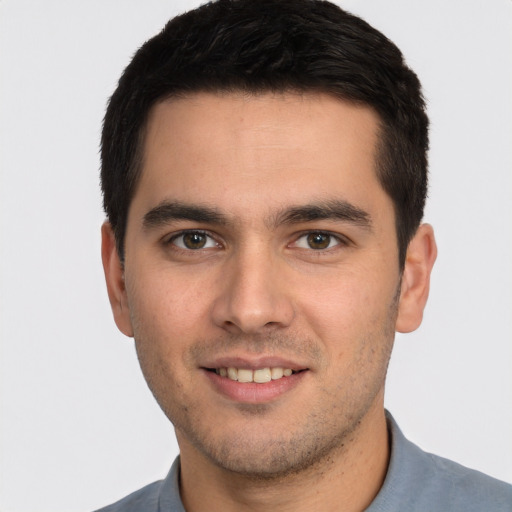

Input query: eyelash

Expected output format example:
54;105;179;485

165;230;219;251
291;231;349;251
164;229;350;254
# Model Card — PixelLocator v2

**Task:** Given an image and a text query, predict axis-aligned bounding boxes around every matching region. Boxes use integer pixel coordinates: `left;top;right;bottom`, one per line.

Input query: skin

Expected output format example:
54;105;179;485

102;92;437;511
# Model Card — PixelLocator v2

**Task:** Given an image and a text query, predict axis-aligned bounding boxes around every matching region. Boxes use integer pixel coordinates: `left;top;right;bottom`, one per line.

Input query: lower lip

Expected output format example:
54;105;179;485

203;370;308;403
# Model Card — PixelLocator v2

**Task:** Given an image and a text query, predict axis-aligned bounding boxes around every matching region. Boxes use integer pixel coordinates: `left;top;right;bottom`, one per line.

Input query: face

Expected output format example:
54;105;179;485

104;92;429;479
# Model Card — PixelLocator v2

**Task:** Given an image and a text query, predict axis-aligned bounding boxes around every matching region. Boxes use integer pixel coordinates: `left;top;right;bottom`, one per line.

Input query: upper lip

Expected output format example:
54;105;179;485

200;355;309;371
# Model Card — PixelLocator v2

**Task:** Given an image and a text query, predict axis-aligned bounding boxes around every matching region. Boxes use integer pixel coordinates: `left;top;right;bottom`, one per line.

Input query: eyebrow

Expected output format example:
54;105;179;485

142;198;372;232
143;201;230;229
272;200;372;230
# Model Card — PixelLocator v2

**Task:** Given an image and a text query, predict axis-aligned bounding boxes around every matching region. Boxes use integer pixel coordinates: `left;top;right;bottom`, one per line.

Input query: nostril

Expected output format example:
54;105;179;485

210;279;295;334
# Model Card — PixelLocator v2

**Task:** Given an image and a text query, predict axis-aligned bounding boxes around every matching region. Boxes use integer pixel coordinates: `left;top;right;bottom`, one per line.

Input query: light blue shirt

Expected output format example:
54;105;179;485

95;413;512;511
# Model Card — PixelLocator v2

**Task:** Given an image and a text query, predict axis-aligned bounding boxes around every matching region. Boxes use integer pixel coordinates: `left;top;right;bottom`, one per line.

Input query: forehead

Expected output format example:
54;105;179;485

133;91;388;223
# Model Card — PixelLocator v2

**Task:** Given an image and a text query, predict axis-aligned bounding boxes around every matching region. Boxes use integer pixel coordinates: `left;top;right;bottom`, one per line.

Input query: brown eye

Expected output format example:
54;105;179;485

183;232;207;249
171;231;217;250
294;231;341;251
307;232;332;250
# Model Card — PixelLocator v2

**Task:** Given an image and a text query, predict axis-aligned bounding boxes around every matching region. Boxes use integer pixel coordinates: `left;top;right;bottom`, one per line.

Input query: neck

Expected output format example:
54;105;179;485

178;407;390;512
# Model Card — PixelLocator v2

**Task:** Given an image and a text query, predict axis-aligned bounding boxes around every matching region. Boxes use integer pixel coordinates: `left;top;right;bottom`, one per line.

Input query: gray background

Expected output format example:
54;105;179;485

1;1;511;510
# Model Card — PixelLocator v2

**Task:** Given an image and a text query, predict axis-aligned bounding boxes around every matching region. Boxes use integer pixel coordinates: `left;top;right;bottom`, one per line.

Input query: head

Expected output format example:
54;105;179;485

100;0;436;489
101;0;429;269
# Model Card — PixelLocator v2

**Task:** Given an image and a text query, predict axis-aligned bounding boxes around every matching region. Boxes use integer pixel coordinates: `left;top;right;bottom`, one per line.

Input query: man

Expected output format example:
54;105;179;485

97;0;512;510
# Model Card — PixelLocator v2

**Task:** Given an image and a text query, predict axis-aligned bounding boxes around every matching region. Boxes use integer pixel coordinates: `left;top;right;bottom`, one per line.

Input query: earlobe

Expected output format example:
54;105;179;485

395;223;437;333
101;222;134;337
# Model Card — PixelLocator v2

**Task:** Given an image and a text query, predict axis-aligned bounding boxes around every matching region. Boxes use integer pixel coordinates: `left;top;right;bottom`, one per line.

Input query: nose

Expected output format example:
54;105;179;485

211;247;295;334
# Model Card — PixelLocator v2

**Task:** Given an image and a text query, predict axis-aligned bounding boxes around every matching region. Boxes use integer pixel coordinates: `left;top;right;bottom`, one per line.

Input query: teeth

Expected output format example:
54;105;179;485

237;368;253;383
254;368;271;383
271;367;284;380
216;367;296;383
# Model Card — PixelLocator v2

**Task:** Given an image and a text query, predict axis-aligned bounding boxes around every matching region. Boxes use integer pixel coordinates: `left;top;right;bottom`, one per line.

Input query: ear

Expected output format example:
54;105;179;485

395;223;437;333
101;222;134;337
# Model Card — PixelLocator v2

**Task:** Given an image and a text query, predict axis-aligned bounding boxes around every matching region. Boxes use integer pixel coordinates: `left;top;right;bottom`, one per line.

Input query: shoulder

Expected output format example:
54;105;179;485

418;449;512;510
93;480;164;512
368;413;512;511
92;457;184;512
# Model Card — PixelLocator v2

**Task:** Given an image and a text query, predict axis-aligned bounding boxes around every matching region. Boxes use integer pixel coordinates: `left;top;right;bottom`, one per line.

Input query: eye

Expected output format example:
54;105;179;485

170;231;218;250
294;232;341;250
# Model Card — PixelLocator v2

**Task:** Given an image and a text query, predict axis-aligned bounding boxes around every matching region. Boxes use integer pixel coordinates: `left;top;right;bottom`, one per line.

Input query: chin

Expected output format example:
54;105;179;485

185;418;350;481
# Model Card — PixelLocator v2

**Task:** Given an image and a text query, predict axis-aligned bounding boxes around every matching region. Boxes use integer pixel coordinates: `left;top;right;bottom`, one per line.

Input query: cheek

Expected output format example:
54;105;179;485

123;273;208;391
295;267;398;350
125;269;205;398
297;271;381;318
128;265;215;334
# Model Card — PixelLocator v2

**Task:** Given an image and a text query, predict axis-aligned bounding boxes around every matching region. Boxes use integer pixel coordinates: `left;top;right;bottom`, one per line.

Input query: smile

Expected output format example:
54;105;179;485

214;367;296;383
203;360;309;403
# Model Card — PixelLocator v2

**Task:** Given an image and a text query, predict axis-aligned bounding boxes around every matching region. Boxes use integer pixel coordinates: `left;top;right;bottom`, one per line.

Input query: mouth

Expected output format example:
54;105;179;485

202;361;309;403
207;366;302;383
